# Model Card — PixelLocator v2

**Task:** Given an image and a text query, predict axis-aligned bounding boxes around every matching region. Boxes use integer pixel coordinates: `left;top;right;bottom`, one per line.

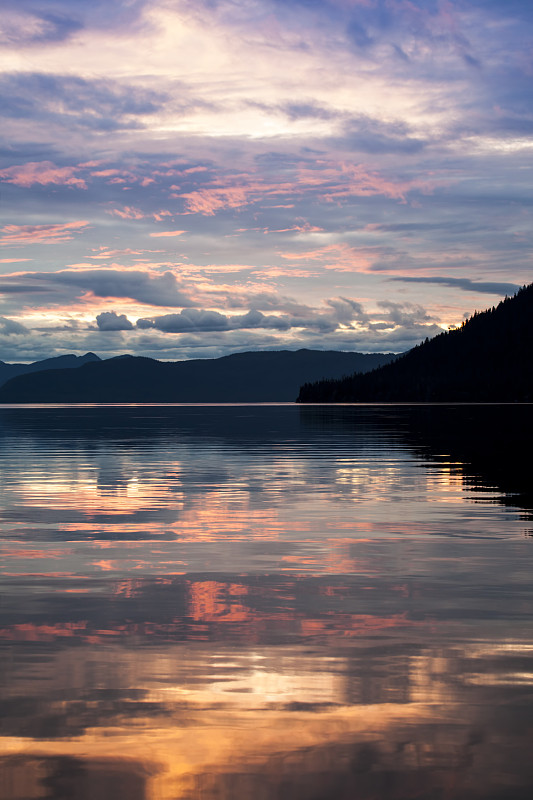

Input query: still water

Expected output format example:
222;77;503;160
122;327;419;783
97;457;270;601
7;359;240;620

0;403;532;800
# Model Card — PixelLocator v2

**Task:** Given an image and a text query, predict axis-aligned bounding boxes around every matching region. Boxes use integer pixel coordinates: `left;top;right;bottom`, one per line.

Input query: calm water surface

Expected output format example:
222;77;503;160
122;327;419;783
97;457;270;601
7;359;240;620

0;404;532;800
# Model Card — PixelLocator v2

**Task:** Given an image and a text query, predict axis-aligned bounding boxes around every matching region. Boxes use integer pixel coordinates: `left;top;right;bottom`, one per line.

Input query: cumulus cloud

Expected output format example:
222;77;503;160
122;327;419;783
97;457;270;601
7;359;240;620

374;300;434;328
136;308;292;333
96;311;134;331
325;297;369;323
135;297;406;336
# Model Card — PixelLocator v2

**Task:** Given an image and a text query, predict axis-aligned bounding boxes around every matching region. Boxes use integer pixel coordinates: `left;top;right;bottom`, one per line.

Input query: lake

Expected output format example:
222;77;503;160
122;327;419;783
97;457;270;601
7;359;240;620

0;403;532;800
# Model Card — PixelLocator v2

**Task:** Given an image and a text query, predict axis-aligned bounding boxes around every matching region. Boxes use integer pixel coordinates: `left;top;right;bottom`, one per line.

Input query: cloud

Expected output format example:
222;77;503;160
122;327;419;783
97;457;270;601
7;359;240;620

149;230;187;238
51;269;193;307
325;297;369;323
335;115;425;155
135;296;395;336
281;102;338;121
0;73;166;131
0;316;29;335
0;222;90;245
176;160;435;217
96;311;134;331
0;8;83;46
0;161;87;189
136;308;292;333
0;268;193;308
390;276;521;296
279;243;374;272
106;206;177;223
346;19;373;50
107;206;145;220
0;283;54;294
0;0;529;362
374;301;435;328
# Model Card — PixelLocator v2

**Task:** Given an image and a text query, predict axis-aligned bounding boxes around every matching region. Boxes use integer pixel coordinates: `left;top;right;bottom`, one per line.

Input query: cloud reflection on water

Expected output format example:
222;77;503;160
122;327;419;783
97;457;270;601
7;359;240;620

0;405;532;799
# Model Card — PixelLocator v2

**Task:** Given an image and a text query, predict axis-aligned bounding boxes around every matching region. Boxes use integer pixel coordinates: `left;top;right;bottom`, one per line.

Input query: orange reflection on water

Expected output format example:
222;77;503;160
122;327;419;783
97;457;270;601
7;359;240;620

2;701;437;800
0;622;89;642
300;612;414;638
12;477;176;517
188;581;249;623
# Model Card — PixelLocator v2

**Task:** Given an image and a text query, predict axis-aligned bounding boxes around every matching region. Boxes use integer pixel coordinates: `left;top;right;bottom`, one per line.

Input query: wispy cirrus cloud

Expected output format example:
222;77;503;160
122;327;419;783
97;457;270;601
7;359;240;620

279;243;375;272
176;160;438;216
0;222;90;245
390;276;521;296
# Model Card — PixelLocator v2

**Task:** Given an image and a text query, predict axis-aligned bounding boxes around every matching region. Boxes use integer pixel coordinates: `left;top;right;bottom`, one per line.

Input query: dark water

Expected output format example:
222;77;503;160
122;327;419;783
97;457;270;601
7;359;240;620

0;404;532;800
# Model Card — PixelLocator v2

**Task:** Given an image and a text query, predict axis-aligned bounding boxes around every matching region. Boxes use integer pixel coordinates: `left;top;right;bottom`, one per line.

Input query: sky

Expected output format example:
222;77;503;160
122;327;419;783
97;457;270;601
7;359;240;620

0;0;531;362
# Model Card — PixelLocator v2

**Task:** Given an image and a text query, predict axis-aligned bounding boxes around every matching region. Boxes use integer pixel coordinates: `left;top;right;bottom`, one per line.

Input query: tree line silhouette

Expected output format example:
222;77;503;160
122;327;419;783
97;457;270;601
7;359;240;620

297;283;533;402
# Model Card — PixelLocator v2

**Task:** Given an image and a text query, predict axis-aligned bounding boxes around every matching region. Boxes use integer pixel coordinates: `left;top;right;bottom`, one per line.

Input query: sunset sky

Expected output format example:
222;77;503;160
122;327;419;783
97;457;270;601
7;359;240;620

0;0;531;362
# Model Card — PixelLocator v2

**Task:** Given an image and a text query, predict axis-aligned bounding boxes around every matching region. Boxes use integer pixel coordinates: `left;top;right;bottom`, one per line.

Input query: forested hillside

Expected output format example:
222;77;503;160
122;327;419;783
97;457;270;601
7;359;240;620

297;284;533;402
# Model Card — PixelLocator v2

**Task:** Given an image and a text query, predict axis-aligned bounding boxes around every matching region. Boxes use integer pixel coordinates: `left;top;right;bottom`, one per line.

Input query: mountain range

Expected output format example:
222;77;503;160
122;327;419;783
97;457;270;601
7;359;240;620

0;349;396;403
297;283;533;403
0;352;100;389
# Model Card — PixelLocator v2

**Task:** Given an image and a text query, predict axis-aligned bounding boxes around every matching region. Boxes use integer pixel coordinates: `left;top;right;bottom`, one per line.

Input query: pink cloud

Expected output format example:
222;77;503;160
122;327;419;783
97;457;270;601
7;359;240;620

279;243;374;272
91;169;122;178
175;160;438;216
152;210;173;221
177;186;250;215
264;222;324;234
107;206;145;220
0;161;87;189
254;266;319;278
149;230;187;238
0;258;32;263
0;221;90;245
107;207;175;224
89;247;151;259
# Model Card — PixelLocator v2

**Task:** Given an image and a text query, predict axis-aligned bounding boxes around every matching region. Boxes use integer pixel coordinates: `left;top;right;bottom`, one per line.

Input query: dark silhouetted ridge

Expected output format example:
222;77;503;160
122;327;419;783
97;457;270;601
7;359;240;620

0;349;396;403
297;284;533;402
0;352;100;388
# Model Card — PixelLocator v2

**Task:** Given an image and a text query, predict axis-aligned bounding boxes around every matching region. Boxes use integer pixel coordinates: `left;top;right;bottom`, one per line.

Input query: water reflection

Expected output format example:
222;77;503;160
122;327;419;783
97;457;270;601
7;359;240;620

0;405;532;799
